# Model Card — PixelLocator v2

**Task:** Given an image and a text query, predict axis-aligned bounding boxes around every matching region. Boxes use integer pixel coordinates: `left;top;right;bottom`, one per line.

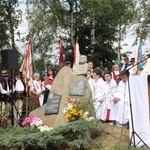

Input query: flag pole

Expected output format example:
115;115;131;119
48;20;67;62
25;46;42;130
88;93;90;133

26;79;29;116
25;39;32;116
20;39;32;116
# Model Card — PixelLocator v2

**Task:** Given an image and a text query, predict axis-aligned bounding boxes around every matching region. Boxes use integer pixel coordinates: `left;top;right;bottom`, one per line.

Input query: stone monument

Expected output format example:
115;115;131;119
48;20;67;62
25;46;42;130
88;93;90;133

30;55;94;128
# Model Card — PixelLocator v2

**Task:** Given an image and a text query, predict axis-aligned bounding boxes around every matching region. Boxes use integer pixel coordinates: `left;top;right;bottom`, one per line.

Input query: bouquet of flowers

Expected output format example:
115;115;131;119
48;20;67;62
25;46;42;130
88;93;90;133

64;97;84;122
22;116;53;132
22;116;43;127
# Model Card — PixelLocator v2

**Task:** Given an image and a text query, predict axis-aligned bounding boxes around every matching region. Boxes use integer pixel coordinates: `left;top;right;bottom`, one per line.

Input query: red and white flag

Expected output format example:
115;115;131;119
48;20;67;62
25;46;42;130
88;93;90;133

20;39;33;79
58;39;64;64
73;42;80;65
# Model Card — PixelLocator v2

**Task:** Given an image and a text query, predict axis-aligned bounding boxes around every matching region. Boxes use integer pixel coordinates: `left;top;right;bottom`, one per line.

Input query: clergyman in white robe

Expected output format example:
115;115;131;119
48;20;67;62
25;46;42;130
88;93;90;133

110;79;130;125
99;78;117;121
92;77;105;120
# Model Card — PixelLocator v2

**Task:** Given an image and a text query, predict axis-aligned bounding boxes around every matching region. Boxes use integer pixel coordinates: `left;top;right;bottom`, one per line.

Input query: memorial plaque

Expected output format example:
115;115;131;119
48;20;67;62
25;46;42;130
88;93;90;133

69;80;86;96
45;93;61;115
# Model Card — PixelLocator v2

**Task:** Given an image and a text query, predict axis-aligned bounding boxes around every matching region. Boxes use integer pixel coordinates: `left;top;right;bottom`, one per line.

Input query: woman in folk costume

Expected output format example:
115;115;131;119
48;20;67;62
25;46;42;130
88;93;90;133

44;67;55;89
29;73;45;111
43;67;55;105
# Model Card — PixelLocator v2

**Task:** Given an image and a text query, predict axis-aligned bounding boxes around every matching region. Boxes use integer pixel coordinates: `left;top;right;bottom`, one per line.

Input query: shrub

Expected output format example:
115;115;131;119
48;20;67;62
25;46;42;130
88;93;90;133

0;119;104;150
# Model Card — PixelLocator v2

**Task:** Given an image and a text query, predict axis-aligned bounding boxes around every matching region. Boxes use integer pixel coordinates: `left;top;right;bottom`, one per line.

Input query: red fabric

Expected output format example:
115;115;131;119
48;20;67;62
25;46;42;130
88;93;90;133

44;76;54;86
20;39;33;79
49;77;54;85
30;96;39;104
58;40;64;63
112;71;121;81
106;109;110;121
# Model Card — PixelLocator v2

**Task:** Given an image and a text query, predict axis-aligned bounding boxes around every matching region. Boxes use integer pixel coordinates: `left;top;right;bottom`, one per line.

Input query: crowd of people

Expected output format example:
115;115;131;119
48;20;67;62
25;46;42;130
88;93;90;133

0;61;72;125
0;55;149;127
87;56;150;128
0;66;56;125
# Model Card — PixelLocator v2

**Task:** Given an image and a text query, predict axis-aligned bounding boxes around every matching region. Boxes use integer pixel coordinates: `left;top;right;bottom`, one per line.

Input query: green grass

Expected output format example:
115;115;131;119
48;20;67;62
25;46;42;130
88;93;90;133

92;122;149;150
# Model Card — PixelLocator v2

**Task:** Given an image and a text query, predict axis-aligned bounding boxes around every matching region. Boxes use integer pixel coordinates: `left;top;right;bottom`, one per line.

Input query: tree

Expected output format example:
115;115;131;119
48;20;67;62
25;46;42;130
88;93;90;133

78;0;135;67
0;0;22;50
134;0;150;40
26;0;136;69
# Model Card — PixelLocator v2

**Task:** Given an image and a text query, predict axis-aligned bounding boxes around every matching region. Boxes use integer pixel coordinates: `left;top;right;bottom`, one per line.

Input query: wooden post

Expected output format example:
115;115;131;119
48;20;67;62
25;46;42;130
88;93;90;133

25;80;29;116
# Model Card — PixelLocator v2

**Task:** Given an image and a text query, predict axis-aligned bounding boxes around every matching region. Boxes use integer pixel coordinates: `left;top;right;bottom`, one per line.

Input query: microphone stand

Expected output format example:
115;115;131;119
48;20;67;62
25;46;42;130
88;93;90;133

126;55;150;148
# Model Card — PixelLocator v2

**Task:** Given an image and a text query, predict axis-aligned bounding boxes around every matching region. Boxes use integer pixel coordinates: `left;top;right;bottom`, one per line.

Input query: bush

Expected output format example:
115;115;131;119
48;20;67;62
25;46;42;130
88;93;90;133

0;119;104;150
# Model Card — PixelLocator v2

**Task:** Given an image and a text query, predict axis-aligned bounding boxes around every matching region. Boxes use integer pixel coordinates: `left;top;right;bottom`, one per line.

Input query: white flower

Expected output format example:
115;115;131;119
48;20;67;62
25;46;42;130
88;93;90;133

63;103;73;114
38;125;53;132
30;120;43;127
83;111;89;119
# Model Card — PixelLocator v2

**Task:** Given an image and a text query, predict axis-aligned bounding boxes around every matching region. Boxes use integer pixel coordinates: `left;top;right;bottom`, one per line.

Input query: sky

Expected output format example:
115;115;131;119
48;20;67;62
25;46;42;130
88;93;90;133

121;26;150;59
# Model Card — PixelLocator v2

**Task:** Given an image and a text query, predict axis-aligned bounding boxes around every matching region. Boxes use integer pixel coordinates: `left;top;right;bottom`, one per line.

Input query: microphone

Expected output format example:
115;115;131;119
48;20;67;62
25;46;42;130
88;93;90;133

146;54;150;58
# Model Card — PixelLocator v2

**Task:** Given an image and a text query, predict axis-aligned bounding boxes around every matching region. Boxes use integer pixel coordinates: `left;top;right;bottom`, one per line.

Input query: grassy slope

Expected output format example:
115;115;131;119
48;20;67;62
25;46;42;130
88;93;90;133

90;122;148;150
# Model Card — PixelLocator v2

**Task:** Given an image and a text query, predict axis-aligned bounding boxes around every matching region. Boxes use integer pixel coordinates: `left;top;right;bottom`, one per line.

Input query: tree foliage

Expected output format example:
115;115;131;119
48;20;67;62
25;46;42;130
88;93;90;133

27;0;137;68
134;0;150;40
0;0;22;50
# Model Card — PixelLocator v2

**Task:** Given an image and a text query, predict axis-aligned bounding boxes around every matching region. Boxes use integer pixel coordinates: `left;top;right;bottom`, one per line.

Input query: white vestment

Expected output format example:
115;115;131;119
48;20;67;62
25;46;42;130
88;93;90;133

99;79;117;121
92;77;105;119
141;58;150;75
129;75;150;147
110;80;129;124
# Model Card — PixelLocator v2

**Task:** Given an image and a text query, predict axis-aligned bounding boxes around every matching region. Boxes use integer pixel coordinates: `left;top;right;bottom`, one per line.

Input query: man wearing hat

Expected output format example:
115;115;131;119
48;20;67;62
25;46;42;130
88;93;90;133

0;67;8;80
0;73;12;115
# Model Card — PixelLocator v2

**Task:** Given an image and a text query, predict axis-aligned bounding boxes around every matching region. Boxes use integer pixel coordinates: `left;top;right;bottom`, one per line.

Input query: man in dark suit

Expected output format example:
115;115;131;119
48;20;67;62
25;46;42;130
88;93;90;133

0;73;11;115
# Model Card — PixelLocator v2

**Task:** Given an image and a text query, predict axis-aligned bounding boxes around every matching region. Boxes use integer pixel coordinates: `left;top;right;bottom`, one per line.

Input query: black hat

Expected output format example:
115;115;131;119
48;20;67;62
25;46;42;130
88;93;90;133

15;71;22;76
2;73;9;77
